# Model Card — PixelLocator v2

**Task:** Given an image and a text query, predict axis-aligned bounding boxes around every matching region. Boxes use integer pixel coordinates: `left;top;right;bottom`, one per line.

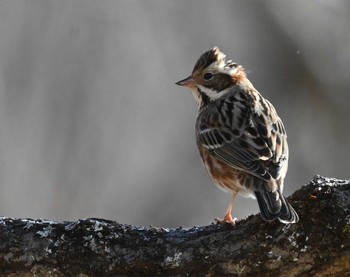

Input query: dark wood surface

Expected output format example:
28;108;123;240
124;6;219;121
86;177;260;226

0;175;349;276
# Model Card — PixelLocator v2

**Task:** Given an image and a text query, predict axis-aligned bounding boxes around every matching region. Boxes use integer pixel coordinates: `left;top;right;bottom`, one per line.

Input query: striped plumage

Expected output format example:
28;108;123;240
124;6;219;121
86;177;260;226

176;47;298;224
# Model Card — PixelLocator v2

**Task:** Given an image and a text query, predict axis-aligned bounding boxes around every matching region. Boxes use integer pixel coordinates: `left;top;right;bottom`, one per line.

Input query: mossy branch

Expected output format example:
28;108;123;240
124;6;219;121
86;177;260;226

0;175;349;276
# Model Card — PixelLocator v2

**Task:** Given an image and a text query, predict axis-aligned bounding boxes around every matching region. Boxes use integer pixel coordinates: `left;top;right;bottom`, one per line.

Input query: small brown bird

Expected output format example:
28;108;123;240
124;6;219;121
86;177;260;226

176;47;298;224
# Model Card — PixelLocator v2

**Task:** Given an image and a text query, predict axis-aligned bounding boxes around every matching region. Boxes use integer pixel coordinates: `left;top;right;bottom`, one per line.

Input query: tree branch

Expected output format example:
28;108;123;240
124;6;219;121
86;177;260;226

0;175;349;276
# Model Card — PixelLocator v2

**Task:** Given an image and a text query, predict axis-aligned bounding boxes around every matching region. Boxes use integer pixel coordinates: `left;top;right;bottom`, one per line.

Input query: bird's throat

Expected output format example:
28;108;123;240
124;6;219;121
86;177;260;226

191;88;210;107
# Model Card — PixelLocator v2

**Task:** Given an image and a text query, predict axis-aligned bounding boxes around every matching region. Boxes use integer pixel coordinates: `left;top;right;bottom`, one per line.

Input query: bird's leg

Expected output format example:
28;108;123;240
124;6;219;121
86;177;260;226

215;191;238;225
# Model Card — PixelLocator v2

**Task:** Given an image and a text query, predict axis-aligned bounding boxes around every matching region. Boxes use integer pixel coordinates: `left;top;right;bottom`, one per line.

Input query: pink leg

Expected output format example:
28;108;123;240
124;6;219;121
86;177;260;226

215;191;238;225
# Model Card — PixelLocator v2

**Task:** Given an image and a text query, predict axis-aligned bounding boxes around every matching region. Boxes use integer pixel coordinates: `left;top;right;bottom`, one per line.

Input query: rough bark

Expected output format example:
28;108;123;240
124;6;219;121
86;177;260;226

0;175;349;277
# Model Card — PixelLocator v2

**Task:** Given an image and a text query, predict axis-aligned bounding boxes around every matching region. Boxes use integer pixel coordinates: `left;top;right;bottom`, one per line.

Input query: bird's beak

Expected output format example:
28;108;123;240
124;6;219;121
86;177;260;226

175;76;196;88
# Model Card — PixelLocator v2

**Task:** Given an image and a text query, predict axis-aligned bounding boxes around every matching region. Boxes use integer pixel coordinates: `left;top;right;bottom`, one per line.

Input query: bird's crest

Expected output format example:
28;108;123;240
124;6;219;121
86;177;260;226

192;46;226;74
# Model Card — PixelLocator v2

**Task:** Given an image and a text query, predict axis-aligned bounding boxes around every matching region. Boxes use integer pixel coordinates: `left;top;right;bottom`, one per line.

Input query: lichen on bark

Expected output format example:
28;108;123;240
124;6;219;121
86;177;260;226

0;175;349;276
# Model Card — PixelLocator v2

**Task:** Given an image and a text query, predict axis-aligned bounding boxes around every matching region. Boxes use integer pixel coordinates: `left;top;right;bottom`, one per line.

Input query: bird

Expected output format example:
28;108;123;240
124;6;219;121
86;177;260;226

176;47;299;224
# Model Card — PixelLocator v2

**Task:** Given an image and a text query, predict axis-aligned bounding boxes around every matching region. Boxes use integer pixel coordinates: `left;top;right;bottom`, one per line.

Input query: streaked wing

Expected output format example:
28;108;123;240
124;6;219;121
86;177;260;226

197;97;287;181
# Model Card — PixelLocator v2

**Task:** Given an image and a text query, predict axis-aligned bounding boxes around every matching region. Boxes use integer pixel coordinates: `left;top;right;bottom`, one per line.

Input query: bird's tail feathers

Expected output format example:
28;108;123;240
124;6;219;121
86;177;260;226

255;190;299;224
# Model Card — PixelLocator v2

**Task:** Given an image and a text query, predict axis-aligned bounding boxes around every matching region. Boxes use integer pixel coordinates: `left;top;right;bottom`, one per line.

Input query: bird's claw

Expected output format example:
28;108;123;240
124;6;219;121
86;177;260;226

214;216;237;225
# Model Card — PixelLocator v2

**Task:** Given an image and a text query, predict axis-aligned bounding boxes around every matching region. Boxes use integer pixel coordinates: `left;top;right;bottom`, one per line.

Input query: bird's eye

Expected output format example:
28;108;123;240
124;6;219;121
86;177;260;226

203;72;214;80
227;62;237;68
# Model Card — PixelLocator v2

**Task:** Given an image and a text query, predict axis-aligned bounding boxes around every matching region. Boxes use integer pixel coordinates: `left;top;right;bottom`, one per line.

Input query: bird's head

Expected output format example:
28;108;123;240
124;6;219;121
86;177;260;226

176;47;246;106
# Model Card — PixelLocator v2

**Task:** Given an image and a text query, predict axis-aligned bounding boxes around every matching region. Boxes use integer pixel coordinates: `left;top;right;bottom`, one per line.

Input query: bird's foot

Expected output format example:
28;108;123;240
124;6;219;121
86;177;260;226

214;214;237;225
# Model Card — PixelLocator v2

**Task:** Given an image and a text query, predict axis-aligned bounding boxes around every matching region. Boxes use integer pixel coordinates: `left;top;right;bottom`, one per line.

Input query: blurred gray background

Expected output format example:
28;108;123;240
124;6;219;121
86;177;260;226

0;1;349;228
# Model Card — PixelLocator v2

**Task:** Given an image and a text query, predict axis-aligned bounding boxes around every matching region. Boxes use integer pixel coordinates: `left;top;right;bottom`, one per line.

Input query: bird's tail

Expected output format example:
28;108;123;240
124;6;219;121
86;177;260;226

255;190;299;224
